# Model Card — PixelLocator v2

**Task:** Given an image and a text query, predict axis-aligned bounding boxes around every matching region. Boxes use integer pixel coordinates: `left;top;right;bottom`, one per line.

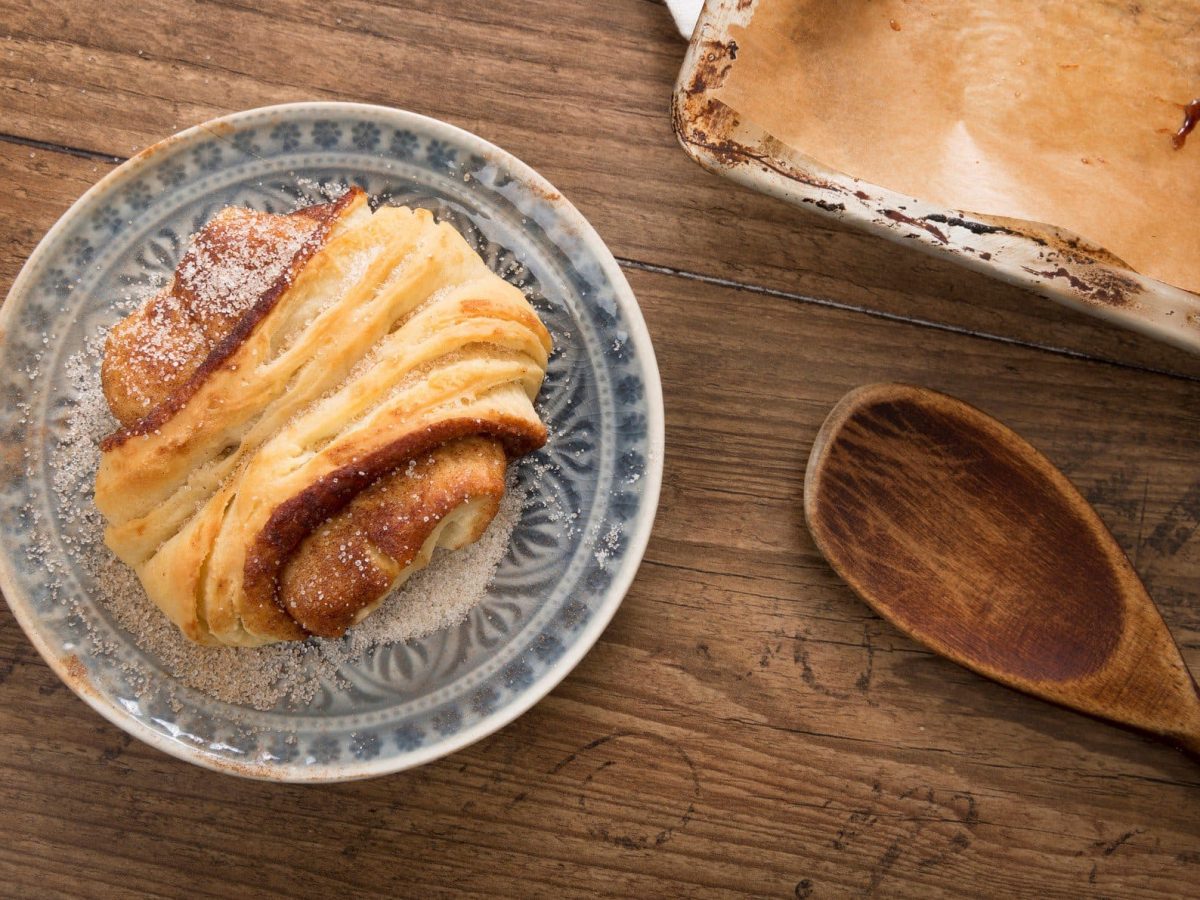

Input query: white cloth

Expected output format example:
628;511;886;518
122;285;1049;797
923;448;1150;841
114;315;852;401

665;0;704;37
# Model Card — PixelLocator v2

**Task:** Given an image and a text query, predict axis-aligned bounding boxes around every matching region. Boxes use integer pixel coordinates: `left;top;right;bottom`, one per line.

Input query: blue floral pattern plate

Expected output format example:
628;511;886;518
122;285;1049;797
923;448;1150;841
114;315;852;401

0;103;663;781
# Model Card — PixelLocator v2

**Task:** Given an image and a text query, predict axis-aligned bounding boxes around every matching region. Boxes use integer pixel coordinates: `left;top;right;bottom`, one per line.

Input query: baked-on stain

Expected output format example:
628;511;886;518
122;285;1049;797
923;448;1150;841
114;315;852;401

882;209;948;243
1021;264;1135;308
922;213;1016;238
672;12;1173;331
100;188;362;451
1172;99;1200;150
810;394;1123;682
685;40;739;98
673;0;1200;358
673;36;845;197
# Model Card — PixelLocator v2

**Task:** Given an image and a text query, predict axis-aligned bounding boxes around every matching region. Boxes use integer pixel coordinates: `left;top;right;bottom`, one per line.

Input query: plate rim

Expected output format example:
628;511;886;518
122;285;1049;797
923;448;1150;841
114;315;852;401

0;101;665;782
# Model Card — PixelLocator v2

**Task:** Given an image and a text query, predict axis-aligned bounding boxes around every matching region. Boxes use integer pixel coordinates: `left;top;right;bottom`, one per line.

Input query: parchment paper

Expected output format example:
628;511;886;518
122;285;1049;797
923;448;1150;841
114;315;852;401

717;0;1200;294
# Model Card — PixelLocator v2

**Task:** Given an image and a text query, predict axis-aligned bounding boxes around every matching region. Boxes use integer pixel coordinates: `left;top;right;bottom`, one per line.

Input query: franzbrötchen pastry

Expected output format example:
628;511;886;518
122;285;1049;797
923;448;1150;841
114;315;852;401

95;188;552;646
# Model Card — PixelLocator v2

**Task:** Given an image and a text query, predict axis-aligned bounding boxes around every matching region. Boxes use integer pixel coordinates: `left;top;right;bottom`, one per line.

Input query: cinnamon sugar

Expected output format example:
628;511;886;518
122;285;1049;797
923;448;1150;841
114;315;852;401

50;338;526;710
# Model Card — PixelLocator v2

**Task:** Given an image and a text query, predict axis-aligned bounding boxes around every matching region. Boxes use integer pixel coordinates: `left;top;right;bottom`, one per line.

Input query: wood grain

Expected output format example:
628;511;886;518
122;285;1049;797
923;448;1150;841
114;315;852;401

1;5;1200;898
806;384;1200;754
4;0;1200;379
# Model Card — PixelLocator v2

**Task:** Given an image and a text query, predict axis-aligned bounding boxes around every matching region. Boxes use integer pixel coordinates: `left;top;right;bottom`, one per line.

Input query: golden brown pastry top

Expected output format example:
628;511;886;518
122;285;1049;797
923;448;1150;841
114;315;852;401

96;189;552;646
278;435;507;637
102;191;357;439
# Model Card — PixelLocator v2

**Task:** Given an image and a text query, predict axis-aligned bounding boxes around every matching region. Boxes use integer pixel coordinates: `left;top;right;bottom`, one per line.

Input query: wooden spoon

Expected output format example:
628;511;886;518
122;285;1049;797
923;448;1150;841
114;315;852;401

804;383;1200;757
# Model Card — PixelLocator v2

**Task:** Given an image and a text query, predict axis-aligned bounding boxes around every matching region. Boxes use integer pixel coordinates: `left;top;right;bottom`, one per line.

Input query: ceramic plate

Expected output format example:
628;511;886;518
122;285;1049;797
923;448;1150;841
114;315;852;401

0;103;663;781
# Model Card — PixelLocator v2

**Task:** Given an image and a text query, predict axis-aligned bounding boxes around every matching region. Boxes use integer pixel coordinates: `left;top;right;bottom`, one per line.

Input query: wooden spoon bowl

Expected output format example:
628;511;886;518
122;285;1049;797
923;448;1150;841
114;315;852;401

804;383;1200;757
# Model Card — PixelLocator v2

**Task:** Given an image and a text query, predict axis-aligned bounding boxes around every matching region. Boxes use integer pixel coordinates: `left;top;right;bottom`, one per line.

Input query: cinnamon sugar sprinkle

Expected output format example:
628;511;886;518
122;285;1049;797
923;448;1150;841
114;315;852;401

45;334;531;711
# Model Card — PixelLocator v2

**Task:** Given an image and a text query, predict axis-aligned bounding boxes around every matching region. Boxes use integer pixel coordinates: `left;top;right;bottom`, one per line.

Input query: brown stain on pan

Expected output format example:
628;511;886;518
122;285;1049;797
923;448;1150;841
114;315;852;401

882;209;948;243
674;37;743;149
922;213;1023;240
675;37;887;203
684;39;739;98
923;211;1145;308
1021;264;1138;308
675;94;845;195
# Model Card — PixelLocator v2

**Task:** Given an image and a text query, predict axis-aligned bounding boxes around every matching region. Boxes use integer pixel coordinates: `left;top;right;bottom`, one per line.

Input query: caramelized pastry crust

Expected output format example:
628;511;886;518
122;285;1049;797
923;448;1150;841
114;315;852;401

95;188;551;646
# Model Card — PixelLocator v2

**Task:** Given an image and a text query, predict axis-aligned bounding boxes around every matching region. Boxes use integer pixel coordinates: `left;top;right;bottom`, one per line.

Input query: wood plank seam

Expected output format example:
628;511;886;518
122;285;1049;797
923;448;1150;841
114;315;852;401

5;134;1200;386
0;131;124;164
616;257;1200;385
9;130;1200;388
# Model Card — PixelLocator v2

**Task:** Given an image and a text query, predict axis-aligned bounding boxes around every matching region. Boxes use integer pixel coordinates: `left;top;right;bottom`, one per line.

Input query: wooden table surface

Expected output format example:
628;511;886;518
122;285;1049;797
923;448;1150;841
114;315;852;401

2;3;1198;897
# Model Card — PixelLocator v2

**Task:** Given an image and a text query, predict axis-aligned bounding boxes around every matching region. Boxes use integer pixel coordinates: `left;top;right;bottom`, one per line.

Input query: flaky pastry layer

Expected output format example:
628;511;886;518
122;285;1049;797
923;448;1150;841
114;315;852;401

96;188;551;646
